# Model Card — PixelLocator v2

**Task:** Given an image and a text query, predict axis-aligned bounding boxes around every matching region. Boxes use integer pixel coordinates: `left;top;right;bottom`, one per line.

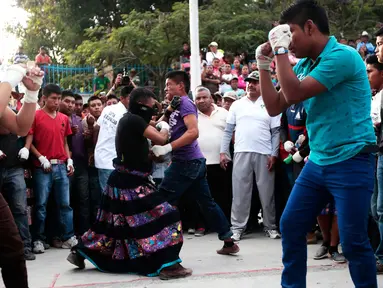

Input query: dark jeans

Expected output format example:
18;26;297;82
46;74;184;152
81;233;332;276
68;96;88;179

206;164;232;221
159;158;232;240
0;192;28;287
280;154;377;288
34;164;74;242
88;167;101;223
70;162;90;235
1;167;32;252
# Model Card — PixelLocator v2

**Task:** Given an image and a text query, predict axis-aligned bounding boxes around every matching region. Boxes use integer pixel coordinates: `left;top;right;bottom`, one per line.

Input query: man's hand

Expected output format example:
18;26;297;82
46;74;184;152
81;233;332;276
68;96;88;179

0;150;7;161
38;156;52;173
67;158;75;177
292;151;304;163
256;43;274;71
267;156;277;172
86;114;95;127
156;121;170;131
220;153;231;170
268;24;292;52
71;125;79;135
152;144;172;157
169;96;181;111
18;147;29;161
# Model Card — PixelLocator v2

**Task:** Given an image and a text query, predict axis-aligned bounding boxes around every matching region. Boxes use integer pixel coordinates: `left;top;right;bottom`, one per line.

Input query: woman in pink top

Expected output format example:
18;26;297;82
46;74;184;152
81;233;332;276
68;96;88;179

231;59;242;76
237;65;249;90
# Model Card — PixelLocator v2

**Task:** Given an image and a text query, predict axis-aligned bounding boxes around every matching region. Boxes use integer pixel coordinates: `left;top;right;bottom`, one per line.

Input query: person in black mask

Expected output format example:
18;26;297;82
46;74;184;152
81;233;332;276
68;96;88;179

67;88;192;280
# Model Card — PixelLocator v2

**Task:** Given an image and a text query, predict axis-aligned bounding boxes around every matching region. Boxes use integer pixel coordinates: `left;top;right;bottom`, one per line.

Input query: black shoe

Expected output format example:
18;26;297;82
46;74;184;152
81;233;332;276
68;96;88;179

24;250;36;261
67;252;85;269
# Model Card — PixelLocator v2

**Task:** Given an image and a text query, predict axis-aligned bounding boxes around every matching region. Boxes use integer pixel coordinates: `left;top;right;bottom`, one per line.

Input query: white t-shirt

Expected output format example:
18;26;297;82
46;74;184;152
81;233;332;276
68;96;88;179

371;90;382;124
198;105;228;165
226;96;281;155
206;51;224;65
94;102;127;170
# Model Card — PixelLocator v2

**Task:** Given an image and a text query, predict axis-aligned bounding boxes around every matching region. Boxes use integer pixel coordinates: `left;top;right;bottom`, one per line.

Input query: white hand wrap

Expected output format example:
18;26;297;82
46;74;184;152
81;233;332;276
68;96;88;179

3;65;27;88
283;141;295;153
67;158;74;172
255;45;273;71
38;156;51;169
152;144;172;157
268;24;292;51
156;121;170;131
18;147;30;160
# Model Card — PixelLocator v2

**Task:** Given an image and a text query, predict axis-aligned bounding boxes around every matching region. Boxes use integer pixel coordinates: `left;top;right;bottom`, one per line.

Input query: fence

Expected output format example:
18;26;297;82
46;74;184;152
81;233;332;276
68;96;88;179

42;64;169;96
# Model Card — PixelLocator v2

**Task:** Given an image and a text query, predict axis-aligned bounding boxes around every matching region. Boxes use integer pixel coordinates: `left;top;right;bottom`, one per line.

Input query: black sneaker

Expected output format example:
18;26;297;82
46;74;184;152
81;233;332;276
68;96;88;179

330;252;347;263
24;250;36;261
43;242;50;250
314;245;328;260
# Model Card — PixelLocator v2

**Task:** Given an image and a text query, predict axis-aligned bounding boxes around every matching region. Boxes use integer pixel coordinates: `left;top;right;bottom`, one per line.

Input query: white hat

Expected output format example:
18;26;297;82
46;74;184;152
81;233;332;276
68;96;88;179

209;41;218;47
223;91;237;101
362;31;369;37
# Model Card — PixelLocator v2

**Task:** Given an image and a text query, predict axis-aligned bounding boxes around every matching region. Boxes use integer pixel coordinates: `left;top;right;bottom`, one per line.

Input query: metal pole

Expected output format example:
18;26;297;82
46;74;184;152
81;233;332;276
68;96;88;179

189;0;201;98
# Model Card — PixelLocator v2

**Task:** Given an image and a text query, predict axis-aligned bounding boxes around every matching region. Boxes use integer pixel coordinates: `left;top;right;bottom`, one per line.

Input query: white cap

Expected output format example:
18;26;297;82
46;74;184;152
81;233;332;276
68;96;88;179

362;31;369;36
209;41;218;47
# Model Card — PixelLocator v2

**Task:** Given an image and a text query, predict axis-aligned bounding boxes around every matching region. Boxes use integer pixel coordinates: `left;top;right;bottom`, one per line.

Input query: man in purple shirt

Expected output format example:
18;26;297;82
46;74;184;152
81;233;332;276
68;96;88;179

59;91;90;235
152;71;239;255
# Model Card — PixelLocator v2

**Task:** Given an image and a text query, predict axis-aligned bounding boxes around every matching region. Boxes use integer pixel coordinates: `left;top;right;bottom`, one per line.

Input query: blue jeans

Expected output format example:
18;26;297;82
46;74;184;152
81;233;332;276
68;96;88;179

1;167;32;252
372;155;383;263
97;169;113;192
159;158;232;240
280;154;377;288
34;164;74;241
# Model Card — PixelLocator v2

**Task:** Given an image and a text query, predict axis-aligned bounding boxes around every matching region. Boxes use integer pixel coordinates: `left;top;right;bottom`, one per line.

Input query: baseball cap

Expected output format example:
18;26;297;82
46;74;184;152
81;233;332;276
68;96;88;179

245;71;259;82
223;91;237;101
230;76;239;82
209;41;218;47
362;31;369;37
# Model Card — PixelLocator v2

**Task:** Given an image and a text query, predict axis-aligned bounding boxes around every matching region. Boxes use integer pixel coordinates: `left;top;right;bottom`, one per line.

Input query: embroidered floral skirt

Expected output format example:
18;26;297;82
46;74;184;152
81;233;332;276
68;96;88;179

73;167;183;276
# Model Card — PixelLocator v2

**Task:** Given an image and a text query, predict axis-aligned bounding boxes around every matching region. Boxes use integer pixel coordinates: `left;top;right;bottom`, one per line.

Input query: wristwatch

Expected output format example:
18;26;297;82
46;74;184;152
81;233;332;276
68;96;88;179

274;47;289;55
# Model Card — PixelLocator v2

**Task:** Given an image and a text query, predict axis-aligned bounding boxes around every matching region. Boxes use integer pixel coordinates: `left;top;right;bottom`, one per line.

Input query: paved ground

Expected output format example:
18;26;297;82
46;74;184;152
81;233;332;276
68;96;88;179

9;232;383;288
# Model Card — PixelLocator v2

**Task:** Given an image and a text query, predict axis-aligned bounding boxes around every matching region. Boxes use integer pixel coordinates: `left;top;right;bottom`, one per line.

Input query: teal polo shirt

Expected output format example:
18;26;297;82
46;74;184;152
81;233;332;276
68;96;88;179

293;36;375;166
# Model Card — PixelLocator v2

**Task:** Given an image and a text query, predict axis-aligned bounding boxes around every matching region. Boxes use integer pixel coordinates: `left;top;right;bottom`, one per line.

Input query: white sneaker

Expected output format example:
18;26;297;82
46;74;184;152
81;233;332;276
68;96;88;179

265;230;281;239
62;236;78;249
231;232;242;242
33;240;45;254
188;228;195;235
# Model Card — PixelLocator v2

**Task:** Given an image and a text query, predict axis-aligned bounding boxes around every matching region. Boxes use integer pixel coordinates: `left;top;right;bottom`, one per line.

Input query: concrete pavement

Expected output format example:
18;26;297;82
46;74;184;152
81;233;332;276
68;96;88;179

9;232;383;288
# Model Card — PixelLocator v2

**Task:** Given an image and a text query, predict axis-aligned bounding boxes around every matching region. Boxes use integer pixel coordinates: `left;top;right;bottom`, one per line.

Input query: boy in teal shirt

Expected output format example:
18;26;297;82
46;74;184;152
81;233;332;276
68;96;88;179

257;0;377;287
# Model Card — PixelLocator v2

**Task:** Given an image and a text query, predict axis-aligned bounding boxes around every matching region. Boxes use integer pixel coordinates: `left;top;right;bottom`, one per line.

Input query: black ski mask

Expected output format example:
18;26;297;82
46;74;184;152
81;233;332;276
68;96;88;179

129;101;154;123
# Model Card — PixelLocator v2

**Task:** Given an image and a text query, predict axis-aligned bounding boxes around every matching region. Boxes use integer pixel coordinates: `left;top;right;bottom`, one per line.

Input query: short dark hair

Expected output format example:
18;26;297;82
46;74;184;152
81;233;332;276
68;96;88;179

107;94;118;101
121;86;134;98
280;0;330;35
129;88;156;110
43;84;61;97
376;27;383;37
366;54;383;71
83;103;89;109
74;94;83;101
88;96;102;105
61;90;75;100
165;70;190;93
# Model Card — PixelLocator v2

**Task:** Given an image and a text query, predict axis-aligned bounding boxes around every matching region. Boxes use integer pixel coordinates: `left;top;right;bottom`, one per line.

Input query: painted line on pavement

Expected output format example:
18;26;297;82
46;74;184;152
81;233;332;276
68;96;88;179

50;273;61;288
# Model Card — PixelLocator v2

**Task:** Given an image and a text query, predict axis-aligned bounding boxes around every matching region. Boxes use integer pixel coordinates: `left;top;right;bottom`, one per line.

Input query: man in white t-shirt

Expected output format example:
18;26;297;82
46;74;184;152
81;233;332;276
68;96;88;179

220;71;281;241
206;42;224;65
195;86;232;220
94;86;132;190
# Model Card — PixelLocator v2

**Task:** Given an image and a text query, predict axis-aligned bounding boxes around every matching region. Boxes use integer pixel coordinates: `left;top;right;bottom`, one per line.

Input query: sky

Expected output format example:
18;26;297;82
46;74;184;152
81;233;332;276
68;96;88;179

0;0;28;62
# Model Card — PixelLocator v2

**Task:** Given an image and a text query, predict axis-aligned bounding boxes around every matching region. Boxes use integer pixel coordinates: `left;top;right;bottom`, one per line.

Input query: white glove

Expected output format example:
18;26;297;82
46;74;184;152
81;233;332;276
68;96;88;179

38;156;51;170
284;141;295;153
297;134;306;145
24;63;44;103
268;24;292;52
2;65;27;88
156;121;170;131
18;147;29;161
0;150;6;159
255;44;274;71
67;158;74;172
292;151;304;163
152;144;172;157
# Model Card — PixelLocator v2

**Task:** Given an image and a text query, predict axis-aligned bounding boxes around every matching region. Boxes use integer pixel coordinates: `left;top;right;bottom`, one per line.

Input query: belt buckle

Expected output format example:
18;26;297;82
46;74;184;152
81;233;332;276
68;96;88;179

50;159;59;165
